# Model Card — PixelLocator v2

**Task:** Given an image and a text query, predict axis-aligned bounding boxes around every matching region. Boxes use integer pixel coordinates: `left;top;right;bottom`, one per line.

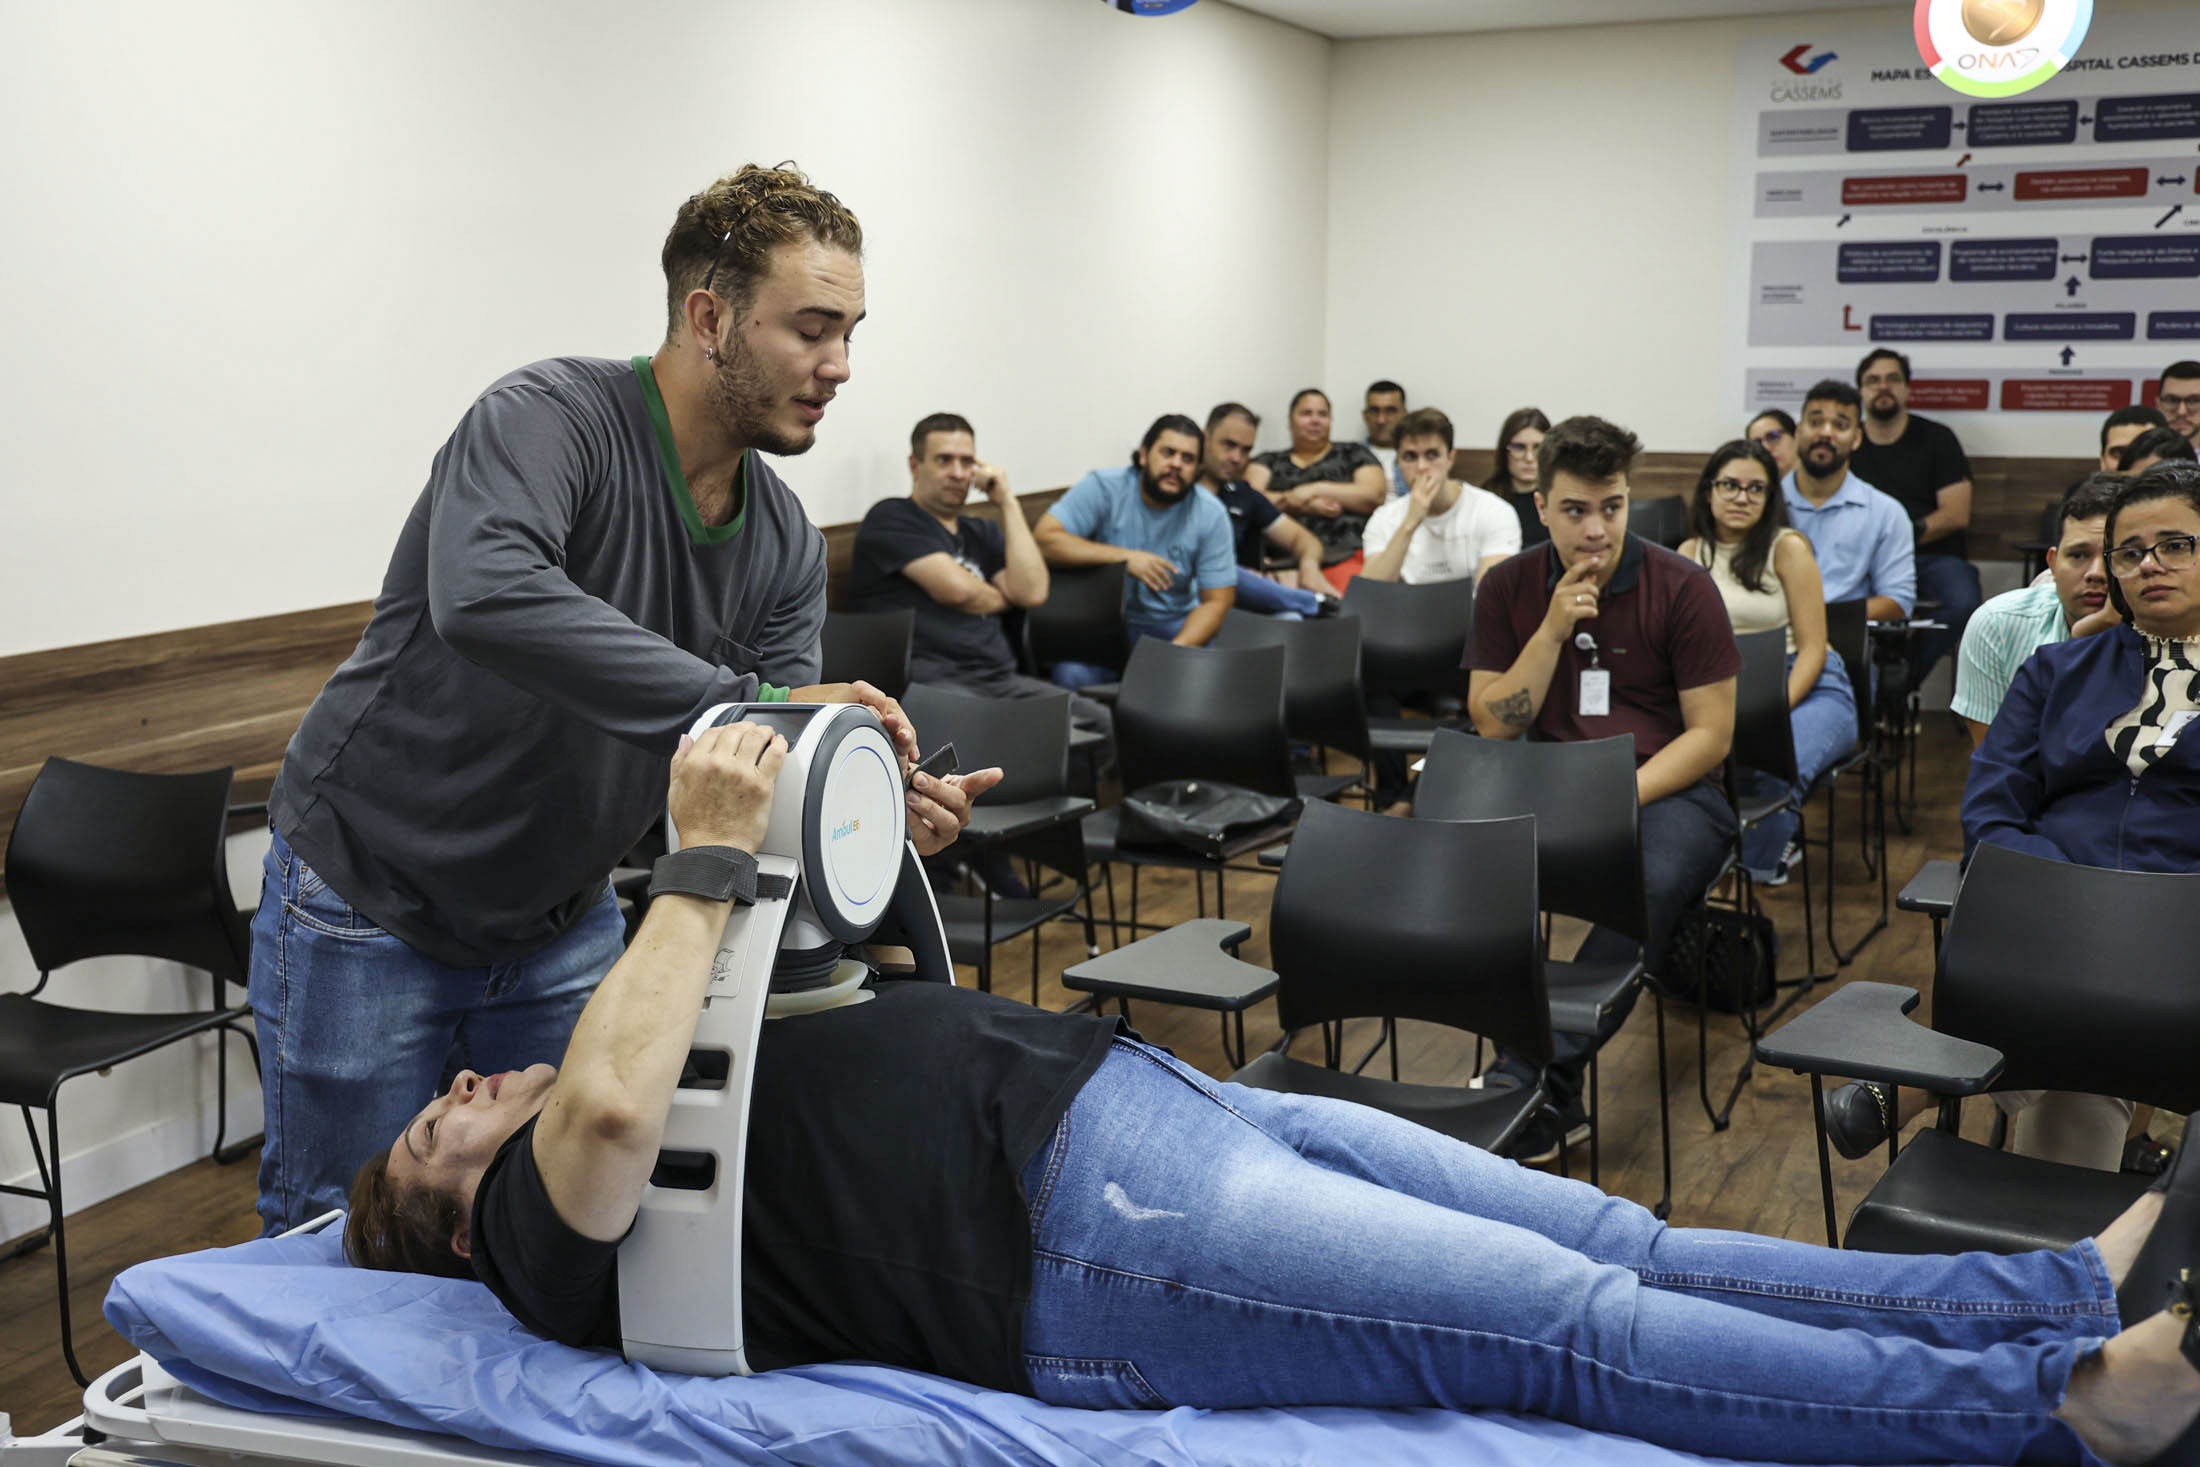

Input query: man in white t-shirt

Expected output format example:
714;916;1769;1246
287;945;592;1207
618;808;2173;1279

1361;407;1521;585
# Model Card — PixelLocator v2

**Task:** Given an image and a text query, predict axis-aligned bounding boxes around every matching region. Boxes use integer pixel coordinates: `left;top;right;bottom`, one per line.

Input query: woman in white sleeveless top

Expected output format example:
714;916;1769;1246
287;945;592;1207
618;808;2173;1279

1678;440;1858;882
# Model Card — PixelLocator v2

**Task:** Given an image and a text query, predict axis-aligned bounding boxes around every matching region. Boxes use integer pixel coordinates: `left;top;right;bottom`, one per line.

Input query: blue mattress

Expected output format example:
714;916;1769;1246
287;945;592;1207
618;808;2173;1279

104;1225;1945;1467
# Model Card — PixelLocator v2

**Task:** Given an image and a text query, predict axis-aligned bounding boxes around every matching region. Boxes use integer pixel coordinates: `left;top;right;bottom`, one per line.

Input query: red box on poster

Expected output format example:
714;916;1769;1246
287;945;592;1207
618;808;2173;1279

1841;174;1968;206
2143;380;2162;407
2013;168;2149;201
1907;379;1991;412
2001;379;2136;412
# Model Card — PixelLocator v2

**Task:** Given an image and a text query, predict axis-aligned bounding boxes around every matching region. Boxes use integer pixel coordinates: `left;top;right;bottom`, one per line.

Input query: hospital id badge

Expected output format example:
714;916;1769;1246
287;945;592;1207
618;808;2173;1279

2158;708;2199;751
1579;668;1611;718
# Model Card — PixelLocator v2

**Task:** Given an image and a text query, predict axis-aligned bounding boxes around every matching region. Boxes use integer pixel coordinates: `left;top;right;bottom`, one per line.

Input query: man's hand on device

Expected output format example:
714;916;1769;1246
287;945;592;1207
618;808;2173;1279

906;767;1004;857
668;723;787;856
788;680;921;765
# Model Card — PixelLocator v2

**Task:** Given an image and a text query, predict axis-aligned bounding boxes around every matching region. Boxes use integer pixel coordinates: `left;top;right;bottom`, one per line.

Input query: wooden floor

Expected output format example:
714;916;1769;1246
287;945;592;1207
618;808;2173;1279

0;718;1984;1435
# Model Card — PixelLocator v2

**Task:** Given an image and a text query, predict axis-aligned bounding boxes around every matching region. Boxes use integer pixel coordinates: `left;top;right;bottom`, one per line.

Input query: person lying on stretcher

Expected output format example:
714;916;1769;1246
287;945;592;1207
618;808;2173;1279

347;720;2200;1466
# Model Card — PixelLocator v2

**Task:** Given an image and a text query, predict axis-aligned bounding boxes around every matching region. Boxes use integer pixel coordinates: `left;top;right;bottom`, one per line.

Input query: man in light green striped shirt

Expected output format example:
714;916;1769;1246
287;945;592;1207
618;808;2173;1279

1952;473;2124;746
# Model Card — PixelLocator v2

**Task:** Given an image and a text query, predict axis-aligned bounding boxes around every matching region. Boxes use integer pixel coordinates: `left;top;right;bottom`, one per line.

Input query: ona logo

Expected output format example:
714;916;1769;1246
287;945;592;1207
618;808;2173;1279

1914;0;2090;98
831;818;861;840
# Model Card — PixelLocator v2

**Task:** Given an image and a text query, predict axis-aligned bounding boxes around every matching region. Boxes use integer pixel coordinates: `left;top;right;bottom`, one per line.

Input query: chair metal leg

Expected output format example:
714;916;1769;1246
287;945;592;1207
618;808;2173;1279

1;1107;56;1263
1652;995;1672;1221
1809;1072;1841;1247
1827;762;1889;965
1102;865;1120;950
211;1020;263;1165
1796;803;1819;975
15;1104;91;1386
1587;1054;1600;1188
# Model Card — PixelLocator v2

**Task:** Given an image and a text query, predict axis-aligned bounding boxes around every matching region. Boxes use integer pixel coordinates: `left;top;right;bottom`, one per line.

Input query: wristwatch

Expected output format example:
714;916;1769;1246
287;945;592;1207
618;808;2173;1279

648;845;761;906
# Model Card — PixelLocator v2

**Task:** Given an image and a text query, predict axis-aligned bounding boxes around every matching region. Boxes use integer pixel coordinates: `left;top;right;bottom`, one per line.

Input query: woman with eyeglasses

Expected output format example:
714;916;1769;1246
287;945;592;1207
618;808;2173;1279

1481;406;1551;548
1746;409;1800;479
1966;463;2200;872
1679;439;1857;884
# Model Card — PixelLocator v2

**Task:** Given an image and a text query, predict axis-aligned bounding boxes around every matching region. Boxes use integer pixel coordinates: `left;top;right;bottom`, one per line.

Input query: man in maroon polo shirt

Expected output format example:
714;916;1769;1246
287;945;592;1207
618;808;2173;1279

1468;415;1739;1165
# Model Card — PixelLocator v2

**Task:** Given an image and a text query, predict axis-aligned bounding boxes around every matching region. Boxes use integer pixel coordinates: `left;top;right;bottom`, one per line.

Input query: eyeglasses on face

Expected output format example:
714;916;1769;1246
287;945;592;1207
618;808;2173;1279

1507;441;1539;457
1751;428;1788;444
2107;533;2200;578
2159;392;2200;412
1710;478;1768;501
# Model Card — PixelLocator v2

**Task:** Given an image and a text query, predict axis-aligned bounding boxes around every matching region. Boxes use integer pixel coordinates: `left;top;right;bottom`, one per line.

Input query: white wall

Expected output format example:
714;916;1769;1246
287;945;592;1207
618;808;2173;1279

1322;2;2190;462
0;0;1330;659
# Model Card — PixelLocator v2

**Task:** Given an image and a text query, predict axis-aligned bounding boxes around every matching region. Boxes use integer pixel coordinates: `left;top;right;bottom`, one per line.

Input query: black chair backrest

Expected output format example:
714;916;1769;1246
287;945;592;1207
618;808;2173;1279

5;758;249;984
1340;576;1474;699
2036;496;2063;546
1939;844;2200;1113
1415;728;1648;943
899;683;1070;806
1823;597;1873;751
1729;628;1799;786
1631;499;1687;551
1209;609;1371;758
819;609;914;699
1024;563;1131;674
1114;639;1295;799
1270;801;1552;1063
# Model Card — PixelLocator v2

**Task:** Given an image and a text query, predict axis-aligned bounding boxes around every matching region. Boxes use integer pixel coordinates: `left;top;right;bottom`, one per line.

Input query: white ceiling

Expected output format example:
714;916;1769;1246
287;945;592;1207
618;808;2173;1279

1225;0;1892;41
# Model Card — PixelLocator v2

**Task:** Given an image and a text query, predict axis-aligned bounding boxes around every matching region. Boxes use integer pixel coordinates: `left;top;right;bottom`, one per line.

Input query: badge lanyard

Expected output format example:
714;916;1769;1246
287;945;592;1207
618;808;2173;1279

1575;630;1610;718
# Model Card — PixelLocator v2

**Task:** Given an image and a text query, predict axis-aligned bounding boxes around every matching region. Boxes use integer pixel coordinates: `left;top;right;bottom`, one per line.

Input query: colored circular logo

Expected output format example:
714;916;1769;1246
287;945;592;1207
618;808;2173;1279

1104;0;1201;13
1914;0;2091;98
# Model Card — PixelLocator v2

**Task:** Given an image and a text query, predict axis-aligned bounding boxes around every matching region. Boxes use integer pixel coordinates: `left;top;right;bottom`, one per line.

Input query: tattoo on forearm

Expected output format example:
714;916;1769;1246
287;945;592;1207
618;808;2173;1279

1491;688;1535;728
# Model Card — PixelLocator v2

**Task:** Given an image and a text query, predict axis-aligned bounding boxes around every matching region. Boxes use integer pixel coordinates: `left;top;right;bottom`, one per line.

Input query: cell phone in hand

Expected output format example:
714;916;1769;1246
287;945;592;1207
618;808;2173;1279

906;743;959;790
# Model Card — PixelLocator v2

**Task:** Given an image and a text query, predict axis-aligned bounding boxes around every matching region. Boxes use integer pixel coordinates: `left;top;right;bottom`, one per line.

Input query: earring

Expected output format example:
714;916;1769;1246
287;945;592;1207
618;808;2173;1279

704;346;716;360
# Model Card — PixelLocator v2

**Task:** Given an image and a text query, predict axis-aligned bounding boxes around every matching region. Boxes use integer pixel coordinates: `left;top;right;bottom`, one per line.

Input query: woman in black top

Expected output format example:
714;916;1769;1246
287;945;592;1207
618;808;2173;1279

1244;388;1390;560
1482;406;1551;549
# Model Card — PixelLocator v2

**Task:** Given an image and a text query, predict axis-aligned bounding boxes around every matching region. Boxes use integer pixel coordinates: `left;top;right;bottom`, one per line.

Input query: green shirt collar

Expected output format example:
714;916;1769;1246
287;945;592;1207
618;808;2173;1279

632;354;746;544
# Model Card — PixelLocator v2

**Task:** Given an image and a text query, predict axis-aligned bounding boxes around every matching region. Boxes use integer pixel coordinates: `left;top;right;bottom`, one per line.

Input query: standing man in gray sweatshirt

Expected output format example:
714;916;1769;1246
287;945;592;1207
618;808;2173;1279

253;164;995;1233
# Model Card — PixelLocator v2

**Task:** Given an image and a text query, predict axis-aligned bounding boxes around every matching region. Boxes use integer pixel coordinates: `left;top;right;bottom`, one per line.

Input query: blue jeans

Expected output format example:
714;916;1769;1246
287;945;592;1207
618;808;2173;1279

1051;617;1183;690
247;829;625;1233
1914;551;1983;685
1232;565;1319;620
1023;1041;2114;1464
1740;647;1861;874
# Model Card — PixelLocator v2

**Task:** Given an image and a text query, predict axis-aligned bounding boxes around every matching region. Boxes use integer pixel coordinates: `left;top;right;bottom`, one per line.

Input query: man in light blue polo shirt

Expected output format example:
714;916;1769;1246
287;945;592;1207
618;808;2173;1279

1781;378;1915;623
1951;472;2122;746
1034;413;1237;687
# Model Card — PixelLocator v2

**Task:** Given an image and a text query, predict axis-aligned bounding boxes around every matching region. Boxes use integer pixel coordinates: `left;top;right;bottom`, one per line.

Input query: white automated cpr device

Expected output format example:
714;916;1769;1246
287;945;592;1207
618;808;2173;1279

617;701;953;1377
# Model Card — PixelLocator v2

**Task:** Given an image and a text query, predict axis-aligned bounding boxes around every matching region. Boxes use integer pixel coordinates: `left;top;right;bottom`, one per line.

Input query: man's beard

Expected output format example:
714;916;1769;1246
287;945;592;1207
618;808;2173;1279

1867;396;1901;423
1142;466;1189;504
706;332;814;457
1804;442;1851;478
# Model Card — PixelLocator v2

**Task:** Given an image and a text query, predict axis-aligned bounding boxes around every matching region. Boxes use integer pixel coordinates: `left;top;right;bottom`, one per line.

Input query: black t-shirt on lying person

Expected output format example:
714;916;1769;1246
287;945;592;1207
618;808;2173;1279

467;980;1125;1393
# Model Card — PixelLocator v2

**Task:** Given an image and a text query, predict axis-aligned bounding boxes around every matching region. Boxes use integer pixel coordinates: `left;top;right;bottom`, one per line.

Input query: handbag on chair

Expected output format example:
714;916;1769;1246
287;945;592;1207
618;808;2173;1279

1117;780;1300;860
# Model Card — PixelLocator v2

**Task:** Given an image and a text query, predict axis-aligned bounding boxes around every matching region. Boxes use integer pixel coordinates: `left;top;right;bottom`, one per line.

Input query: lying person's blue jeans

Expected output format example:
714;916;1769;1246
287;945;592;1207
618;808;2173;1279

1738;646;1861;877
1050;617;1183;690
1023;1039;2115;1464
248;828;625;1234
1232;565;1319;620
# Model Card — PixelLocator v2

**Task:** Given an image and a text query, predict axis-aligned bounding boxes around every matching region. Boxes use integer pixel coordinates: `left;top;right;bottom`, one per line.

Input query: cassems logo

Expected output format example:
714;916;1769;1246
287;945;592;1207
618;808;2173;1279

831;818;861;841
1772;44;1841;102
1914;0;2092;98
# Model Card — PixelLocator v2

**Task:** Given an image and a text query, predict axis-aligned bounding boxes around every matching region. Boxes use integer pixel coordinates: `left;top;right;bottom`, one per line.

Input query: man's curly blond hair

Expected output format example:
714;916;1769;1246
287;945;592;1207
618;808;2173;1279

661;162;863;338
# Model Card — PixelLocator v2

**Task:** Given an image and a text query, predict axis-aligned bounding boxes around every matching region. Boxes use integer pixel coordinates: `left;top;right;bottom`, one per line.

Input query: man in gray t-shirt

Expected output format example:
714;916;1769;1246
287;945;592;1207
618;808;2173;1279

250;165;998;1233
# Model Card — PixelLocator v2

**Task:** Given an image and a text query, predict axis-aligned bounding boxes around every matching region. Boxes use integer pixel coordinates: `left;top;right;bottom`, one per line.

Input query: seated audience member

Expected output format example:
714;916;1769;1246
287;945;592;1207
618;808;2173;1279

1361;379;1409;496
1747;408;1800;479
2160;359;2200;448
1033;414;1236;687
1361;408;1520;586
2119;425;2199;477
1952;474;2123;748
1247;387;1390;572
1679;439;1855;885
1782;378;1916;634
347;722;2200;1467
849;414;1102;731
1199;401;1329;620
2099;405;2167;475
1849;350;1980;685
1469;416;1740;1163
1482;406;1552;549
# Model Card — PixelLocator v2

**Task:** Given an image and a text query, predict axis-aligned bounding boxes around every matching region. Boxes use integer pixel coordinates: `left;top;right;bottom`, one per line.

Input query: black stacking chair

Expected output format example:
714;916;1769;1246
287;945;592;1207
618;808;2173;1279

1340;576;1475;756
1210;609;1369;805
1415;729;1671;1216
1756;845;2197;1250
1629;496;1688;551
2013;496;2062;585
819;608;914;699
1081;639;1298;941
1024;563;1131;704
898;685;1095;1003
0;758;262;1384
1230;800;1553;1155
1815;598;1888;963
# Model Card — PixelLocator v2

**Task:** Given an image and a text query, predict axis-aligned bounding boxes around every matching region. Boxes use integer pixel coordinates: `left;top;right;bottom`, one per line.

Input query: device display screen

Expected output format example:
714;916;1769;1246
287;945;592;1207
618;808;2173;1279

706;704;825;744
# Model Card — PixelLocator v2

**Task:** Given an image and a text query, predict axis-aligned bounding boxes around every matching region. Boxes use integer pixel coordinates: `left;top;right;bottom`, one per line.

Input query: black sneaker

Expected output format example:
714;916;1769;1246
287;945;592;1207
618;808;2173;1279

1821;1080;1895;1160
1511;1102;1592;1166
